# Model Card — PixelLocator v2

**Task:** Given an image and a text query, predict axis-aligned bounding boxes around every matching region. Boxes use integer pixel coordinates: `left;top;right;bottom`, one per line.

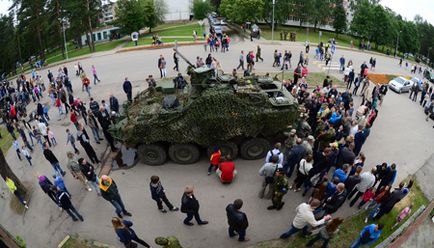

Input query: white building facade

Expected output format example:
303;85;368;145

160;0;193;22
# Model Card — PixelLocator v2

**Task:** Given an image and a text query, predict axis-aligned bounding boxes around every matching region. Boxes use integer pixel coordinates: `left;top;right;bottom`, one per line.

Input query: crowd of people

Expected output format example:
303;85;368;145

1;37;425;248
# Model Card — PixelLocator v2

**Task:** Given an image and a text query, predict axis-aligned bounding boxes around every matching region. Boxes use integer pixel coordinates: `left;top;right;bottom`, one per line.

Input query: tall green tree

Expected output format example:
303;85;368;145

262;0;294;27
332;0;346;36
291;0;314;28
220;0;264;23
192;0;213;20
0;15;19;74
115;0;147;34
12;0;48;59
144;0;158;32
310;0;332;31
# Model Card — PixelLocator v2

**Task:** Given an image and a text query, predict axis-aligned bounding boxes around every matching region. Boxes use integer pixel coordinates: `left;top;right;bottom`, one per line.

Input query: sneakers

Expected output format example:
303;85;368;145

364;218;368;223
207;172;211;175
87;188;92;192
267;205;276;210
198;221;209;225
239;238;250;242
24;205;29;209
123;211;132;217
160;209;167;213
170;207;179;212
184;222;194;226
79;215;84;221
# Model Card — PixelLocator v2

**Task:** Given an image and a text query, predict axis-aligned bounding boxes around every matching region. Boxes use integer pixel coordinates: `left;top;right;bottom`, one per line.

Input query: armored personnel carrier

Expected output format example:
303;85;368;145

110;51;299;165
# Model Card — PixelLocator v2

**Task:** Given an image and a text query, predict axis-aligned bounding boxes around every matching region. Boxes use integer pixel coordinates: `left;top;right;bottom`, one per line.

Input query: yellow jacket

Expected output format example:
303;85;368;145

6;178;17;193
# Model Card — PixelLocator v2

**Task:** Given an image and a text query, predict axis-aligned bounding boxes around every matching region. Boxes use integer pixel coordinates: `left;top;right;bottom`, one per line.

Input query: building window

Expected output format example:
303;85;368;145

103;31;107;40
92;34;96;41
97;32;102;41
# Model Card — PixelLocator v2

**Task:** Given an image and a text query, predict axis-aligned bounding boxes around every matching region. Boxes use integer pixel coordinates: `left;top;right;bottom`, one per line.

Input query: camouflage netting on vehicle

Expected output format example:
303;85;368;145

110;86;298;147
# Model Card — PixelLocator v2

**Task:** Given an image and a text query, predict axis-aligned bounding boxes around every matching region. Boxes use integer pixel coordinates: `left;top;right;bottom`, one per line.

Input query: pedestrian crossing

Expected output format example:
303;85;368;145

312;60;341;71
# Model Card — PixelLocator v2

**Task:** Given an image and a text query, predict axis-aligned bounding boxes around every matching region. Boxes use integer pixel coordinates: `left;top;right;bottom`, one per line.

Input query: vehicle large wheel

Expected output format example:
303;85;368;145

137;144;167;165
168;144;200;164
240;138;270;160
206;142;239;159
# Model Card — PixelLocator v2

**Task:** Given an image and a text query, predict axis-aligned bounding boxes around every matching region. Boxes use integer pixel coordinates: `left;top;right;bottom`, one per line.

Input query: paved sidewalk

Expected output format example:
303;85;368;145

0;40;433;248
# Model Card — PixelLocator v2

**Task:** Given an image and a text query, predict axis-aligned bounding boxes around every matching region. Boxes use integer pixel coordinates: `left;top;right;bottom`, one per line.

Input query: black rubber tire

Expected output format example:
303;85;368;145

168;144;200;164
239;138;270;160
137;144;167;166
206;142;239;159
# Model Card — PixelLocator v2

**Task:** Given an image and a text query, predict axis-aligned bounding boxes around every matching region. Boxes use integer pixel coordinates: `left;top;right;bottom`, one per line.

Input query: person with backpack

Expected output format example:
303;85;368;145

258;155;282;199
349;223;384;248
265;142;284;165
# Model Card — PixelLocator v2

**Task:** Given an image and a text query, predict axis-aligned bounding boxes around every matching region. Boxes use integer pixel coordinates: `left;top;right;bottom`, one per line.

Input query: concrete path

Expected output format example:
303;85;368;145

0;40;433;248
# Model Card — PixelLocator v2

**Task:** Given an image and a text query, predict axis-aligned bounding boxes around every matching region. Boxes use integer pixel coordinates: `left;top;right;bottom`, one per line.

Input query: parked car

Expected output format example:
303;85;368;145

423;69;434;83
424;101;434;120
388;76;413;93
250;24;261;38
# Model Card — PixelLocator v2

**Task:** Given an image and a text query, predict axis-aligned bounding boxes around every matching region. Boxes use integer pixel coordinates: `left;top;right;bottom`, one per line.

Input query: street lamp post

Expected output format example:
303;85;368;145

271;0;275;41
394;30;402;58
61;19;69;60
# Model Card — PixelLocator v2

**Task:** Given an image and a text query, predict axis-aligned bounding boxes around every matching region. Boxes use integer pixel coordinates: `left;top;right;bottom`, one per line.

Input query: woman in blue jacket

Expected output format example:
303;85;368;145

112;217;150;248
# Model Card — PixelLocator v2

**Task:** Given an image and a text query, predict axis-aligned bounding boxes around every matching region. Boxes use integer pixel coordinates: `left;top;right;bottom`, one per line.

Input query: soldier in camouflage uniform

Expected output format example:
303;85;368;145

267;168;289;210
155;236;183;248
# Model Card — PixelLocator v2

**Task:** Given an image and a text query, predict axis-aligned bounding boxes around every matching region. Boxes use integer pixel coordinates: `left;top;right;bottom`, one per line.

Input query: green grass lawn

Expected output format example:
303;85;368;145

251;179;428;248
0;127;14;153
45;39;126;64
152;23;203;37
259;25;357;48
272;71;345;87
124;37;204;48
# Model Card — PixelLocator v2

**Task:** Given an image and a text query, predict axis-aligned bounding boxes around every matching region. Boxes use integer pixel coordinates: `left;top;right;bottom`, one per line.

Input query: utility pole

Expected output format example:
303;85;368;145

271;0;275;41
394;30;402;58
62;20;69;60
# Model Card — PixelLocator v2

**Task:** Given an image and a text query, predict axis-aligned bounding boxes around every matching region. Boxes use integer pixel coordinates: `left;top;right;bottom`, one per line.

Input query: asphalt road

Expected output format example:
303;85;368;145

1;40;433;248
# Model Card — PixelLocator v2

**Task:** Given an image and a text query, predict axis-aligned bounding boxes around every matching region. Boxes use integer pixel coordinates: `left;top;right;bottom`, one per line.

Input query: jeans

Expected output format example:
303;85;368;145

93;74;100;84
280;224;309;239
155;193;174;210
184;211;204;224
306;232;330;248
128;237;150;248
25;155;32;166
90;127;101;142
88;179;101;194
51;162;66;176
65;205;83;221
110;196;127;216
15;149;22;160
208;164;217;173
349;237;363;248
14;191;26;206
229;226;246;241
126;91;132;102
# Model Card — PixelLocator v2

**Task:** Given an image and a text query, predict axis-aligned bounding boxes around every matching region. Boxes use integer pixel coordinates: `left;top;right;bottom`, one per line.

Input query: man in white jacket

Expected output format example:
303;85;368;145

348;168;376;207
280;199;331;239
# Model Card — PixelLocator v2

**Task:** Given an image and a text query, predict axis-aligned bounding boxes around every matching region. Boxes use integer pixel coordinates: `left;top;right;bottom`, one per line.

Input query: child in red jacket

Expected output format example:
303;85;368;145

357;187;375;209
208;147;221;175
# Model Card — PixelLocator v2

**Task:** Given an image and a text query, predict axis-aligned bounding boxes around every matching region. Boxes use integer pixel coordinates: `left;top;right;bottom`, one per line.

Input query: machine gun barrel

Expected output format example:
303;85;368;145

174;46;196;69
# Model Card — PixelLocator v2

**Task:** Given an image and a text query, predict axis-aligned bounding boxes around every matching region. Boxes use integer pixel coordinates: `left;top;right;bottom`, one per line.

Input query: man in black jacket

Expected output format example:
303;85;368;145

109;94;119;114
322;183;347;215
180;185;208;226
99;175;132;218
123;77;132;102
43;144;66;176
226;199;249;242
54;187;83;221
